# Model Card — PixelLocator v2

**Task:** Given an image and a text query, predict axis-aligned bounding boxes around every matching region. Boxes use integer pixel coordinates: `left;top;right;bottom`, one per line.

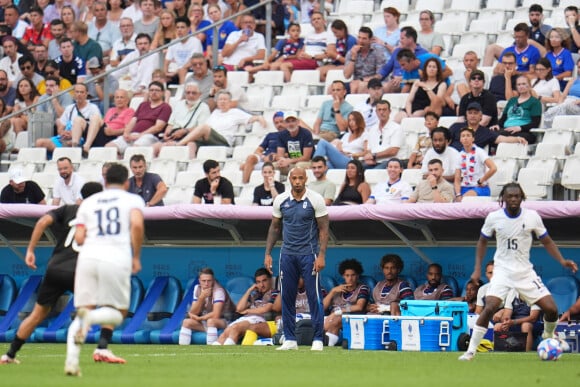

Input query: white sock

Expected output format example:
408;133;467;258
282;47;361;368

178;327;192;345
206;327;218;345
88;307;123;327
542;318;557;339
326;332;339;347
467;325;487;354
224;337;236;345
65;318;81;365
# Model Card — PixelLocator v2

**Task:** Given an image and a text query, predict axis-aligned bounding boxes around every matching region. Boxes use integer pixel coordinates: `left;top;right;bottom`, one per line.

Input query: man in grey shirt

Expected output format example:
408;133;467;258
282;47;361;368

307;156;335;206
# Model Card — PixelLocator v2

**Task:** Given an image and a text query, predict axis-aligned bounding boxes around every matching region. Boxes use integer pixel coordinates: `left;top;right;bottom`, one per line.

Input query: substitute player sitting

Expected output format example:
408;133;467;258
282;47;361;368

367;254;414;316
178;267;235;345
459;183;578;361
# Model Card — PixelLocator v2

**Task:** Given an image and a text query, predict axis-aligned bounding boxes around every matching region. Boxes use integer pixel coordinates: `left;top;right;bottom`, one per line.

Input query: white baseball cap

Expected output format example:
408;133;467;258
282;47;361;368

283;111;298;121
9;168;27;184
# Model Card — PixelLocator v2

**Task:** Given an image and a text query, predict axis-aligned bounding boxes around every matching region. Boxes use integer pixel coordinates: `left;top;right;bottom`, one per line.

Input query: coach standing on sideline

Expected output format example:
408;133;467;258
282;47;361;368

265;167;329;351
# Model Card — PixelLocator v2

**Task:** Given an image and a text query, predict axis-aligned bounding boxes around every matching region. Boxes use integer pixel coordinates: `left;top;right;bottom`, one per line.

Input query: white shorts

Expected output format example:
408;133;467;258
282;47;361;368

111;133;159;154
74;257;132;310
229;315;265;326
487;269;551;305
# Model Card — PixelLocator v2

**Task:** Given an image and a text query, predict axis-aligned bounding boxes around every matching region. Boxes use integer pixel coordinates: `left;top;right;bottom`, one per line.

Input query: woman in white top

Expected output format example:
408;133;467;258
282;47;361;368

454;127;497;200
531;58;561;105
312;111;368;169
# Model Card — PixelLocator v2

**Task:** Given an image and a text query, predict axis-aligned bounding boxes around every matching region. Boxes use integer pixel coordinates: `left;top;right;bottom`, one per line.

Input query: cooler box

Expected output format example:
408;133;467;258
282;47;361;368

389;316;455;351
342;315;393;350
399;300;469;351
555;322;580;353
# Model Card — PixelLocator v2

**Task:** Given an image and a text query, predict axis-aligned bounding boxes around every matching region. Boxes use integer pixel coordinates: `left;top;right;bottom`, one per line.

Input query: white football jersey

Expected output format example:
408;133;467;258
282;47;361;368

481;208;547;276
76;188;145;266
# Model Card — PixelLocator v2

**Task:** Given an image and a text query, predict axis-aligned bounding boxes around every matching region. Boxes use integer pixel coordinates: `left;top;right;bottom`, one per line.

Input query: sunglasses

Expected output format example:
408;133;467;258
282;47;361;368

471;76;483;81
213;65;226;71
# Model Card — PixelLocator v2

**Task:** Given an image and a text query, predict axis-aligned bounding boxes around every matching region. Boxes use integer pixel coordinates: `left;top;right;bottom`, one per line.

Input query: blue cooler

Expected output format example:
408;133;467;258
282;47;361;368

399;300;469;351
342;315;393;350
389;316;454;351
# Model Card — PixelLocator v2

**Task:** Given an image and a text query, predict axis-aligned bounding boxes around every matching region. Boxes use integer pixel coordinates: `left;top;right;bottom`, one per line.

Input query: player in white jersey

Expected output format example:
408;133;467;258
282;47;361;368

459;183;578;361
64;164;145;376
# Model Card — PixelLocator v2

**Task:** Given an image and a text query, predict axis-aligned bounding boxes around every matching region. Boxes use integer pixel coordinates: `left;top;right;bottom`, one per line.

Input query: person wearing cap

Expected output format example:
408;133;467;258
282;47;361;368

313;80;353;142
353;78;384;128
85;56;118;113
87;1;121;58
457;69;499;127
449;102;528;152
275;110;314;175
343;26;386;94
0;169;46;204
240;111;286;184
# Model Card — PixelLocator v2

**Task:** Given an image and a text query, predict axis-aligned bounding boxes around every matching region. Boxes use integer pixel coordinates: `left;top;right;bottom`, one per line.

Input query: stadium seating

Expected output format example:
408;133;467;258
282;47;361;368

33;294;75;342
443;276;460;298
226;276;255;305
0;275;43;342
0;274;17;322
546;276;579;317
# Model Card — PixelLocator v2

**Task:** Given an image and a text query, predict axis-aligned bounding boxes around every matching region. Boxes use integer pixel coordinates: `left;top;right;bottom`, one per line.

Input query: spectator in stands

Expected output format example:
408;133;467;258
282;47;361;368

183;53;213;102
214;267;276;345
280;0;299;30
153;81;211;156
368;254;413;316
0;36;23;84
170;0;189;19
449;102;528;152
36;75;73;125
176;91;265;157
343;26;386;94
314;111;368;170
109;18;137;68
134;0;159;39
128;153;167;207
408;158;454;203
0;70;15;114
179;267;235;345
415;263;453;300
543;59;580;129
372;6;400;61
21;6;52;48
164;17;203;85
308;156;336;206
85;57;118;113
454;128;497;200
71;21;103;64
565;6;580;53
151;9;176;50
362;99;402;170
81;89;133;152
483;4;550;67
206;65;248;111
188;2;210;48
54;37;86;85
284;11;335;79
313;80;353;142
317;19;355;83
408;112;439;169
106;80;172;157
36;83;101;152
351;79;382;128
193;159;235;205
47;19;65;60
32;44;49;77
545;28;574;91
323;258;370;346
377;26;428;93
223;0;247;28
454;51;480;100
396;49;451;94
240;111;285;184
531;58;561;105
495;290;542;352
60;6;76;39
36;60;72;96
333;159;370;206
52;156;85;205
398;57;447;121
421;127;460;183
122;0;143;23
0;168;46;204
10;78;39;135
107;0;125;25
221;13;265;72
367;158;412;204
43;0;79;24
417;10;444;56
495;23;541;79
492;75;541;144
15;56;43;87
113;33;158;95
459;69;499;127
253;162;284;206
88;1;120;59
205;4;238;61
275;110;314;176
146;69;173;103
248;22;302;82
3;5;28;40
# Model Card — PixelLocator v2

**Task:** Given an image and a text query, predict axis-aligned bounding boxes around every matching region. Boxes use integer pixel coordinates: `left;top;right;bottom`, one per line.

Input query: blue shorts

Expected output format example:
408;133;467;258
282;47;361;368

460;185;490;196
50;135;85;148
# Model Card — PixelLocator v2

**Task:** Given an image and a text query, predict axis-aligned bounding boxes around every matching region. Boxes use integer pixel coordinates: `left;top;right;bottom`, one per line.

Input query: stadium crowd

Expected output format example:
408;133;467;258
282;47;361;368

0;0;579;206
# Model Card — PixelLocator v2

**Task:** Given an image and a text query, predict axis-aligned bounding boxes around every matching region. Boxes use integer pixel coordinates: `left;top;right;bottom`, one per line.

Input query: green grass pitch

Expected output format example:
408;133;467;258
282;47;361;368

1;344;578;387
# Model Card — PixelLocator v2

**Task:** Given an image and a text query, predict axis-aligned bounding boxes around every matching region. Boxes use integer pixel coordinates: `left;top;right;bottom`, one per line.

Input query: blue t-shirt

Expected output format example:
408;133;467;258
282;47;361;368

499;45;541;73
400;52;447;82
206;20;238;50
545;48;574;90
273;188;328;255
197;20;212;50
379;45;429;79
129;172;164;206
277;127;314;158
274;37;304;58
259;131;281;156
